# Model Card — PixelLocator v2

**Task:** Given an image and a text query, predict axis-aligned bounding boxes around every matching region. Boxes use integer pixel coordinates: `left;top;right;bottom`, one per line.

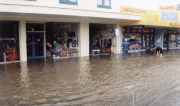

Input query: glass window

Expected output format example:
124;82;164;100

97;0;103;6
0;21;19;63
177;4;180;11
97;0;111;9
60;0;78;5
104;0;110;6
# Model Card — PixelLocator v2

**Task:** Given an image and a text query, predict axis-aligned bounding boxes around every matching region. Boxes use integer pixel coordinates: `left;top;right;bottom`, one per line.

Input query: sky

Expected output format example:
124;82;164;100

117;0;180;10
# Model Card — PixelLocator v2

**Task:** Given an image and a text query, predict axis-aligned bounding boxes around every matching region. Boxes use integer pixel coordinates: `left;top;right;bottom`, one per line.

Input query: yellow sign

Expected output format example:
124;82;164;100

120;6;180;28
141;11;160;25
120;6;145;15
138;11;180;28
160;5;177;11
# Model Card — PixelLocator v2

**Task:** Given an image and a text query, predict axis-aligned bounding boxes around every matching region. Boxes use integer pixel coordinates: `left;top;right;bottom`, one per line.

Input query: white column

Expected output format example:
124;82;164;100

19;20;27;62
20;62;29;88
79;22;89;57
112;24;123;54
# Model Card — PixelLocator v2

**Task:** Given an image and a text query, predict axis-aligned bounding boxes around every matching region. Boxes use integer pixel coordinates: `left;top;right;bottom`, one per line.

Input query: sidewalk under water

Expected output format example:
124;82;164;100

0;53;180;106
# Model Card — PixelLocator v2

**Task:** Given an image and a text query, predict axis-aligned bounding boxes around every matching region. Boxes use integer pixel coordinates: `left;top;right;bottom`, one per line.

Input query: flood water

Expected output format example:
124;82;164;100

1;53;180;106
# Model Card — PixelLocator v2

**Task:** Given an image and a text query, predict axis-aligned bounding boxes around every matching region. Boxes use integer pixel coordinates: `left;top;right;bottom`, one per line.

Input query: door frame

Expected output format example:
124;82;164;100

26;22;46;60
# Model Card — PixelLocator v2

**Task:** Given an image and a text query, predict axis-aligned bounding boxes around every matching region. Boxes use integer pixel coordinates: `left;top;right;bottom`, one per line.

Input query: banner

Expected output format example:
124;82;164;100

120;6;180;28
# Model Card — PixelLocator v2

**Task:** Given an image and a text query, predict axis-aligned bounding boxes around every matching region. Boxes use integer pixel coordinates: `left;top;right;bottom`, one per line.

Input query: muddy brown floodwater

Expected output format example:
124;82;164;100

1;53;180;106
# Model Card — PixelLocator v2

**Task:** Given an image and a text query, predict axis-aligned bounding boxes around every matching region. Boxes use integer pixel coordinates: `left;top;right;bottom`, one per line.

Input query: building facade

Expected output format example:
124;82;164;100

0;0;140;63
121;7;180;53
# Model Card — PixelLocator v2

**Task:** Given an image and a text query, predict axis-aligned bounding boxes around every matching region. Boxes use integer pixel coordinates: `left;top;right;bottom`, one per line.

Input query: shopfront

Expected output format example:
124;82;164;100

89;24;115;55
123;26;155;53
163;29;180;50
46;22;79;59
123;25;180;53
0;21;19;63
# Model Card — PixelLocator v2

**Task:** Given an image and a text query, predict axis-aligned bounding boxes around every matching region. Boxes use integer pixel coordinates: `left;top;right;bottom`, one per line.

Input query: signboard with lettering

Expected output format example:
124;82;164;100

120;6;180;28
160;12;177;21
160;5;176;10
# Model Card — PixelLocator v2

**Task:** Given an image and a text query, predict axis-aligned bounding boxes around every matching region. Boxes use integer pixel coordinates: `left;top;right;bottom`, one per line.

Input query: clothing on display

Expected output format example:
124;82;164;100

46;23;79;58
123;26;155;52
90;24;114;55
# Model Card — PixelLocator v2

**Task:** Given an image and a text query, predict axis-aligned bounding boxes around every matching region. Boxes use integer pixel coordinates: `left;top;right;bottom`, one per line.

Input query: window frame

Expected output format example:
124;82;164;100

59;0;78;5
97;0;111;9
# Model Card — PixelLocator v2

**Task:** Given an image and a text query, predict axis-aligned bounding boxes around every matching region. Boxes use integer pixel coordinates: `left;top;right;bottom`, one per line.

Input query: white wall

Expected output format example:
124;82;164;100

0;0;140;22
0;0;121;13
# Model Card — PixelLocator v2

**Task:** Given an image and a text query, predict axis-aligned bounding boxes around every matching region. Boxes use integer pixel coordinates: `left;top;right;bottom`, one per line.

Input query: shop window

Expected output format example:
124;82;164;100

123;26;155;52
97;0;111;9
89;24;114;55
59;0;78;5
168;32;180;49
46;23;79;59
0;21;19;63
177;4;180;11
27;23;44;31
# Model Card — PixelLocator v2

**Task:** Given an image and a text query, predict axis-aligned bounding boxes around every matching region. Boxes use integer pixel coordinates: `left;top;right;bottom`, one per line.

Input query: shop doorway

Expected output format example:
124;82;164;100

27;23;46;59
89;24;114;55
0;21;19;64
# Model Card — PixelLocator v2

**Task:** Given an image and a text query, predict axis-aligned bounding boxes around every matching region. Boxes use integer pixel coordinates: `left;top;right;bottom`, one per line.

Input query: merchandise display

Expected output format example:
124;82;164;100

166;31;180;49
90;24;114;55
46;23;79;58
123;26;155;52
0;21;19;63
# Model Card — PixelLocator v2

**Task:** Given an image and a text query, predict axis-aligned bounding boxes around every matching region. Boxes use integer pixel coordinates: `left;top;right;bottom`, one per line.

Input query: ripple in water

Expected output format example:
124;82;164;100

0;54;180;106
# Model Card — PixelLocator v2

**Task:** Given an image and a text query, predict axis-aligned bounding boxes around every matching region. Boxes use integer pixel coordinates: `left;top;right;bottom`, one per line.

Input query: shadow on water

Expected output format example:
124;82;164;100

1;53;180;106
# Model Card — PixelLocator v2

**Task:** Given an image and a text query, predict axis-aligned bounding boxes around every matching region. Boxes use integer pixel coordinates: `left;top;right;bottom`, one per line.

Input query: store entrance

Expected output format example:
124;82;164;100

89;24;114;55
27;23;46;59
